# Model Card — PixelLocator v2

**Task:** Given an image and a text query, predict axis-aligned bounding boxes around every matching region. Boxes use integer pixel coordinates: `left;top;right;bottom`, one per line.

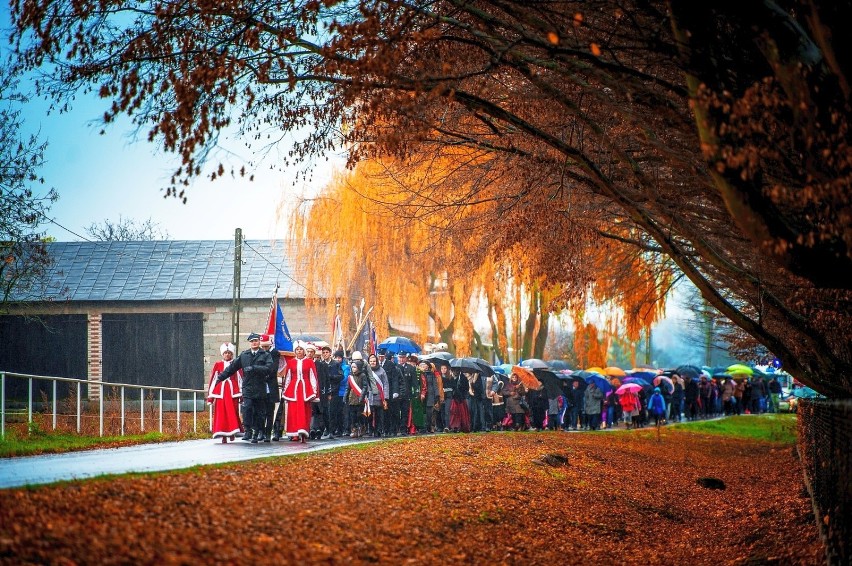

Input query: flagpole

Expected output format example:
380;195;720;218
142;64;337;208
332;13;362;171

347;305;374;353
265;283;280;332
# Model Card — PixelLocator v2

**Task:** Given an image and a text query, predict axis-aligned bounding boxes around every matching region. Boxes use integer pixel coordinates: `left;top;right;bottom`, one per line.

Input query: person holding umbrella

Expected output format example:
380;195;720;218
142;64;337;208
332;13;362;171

418;360;444;433
648;386;667;427
617;385;641;429
504;372;528;431
583;382;604;430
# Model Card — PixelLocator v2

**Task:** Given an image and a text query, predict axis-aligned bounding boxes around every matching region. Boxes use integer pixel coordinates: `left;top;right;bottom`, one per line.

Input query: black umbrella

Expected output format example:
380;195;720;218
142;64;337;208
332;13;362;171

425;351;454;361
420;351;452;369
520;358;550;369
676;364;701;380
470;357;495;376
450;357;482;374
533;368;564;398
450;357;494;376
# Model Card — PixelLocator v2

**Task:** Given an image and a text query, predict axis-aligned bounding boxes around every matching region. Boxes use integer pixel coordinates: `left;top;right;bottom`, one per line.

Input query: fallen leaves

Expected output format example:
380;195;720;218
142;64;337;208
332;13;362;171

0;431;824;564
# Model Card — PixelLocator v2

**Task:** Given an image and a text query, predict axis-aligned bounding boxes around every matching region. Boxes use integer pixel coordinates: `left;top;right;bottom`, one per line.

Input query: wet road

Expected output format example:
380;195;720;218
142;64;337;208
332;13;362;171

0;436;380;489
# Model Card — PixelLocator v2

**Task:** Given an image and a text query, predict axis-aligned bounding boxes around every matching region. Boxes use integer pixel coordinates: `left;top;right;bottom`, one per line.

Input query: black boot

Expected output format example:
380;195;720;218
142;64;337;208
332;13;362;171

242;429;254;441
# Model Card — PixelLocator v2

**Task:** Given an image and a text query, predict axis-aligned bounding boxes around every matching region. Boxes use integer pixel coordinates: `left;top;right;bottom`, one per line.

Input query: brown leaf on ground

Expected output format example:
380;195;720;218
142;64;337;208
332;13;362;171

0;431;823;564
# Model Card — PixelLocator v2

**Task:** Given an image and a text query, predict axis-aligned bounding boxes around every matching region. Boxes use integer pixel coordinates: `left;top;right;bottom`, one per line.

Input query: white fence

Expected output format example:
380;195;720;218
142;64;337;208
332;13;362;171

0;371;209;438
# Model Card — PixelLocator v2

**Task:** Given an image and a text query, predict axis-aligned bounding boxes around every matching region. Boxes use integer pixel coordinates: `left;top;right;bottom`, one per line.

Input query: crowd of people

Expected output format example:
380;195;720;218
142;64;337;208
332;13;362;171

206;334;785;442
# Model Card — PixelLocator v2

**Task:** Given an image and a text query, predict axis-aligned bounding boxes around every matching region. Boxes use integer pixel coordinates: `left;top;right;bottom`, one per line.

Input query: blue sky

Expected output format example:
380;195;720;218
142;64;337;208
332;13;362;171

2;5;339;242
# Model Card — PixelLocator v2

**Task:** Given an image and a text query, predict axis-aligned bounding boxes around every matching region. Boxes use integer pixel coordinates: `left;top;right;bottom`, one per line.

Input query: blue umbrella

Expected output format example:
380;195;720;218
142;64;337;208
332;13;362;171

623;376;651;388
582;373;612;394
628;370;657;380
378;336;421;354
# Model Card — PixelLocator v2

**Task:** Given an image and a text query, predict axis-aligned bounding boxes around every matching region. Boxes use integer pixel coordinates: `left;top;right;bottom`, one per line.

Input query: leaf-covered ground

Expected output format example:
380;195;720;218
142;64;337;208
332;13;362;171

0;430;823;564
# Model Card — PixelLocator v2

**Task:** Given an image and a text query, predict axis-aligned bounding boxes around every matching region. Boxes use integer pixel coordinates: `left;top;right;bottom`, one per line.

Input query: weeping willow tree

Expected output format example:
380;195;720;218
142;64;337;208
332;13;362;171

288;147;673;362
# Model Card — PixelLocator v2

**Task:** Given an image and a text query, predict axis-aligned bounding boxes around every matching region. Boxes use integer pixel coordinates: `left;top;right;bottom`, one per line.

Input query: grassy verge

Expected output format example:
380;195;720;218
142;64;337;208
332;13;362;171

0;424;206;458
671;413;797;444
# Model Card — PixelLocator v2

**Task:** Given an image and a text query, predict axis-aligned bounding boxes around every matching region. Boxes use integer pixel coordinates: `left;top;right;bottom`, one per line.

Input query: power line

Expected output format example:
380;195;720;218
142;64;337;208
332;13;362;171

241;238;320;299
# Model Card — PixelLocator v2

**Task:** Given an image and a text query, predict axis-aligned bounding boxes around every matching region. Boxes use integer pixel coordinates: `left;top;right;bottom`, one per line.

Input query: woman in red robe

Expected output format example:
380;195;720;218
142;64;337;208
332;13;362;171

282;341;319;442
207;342;243;442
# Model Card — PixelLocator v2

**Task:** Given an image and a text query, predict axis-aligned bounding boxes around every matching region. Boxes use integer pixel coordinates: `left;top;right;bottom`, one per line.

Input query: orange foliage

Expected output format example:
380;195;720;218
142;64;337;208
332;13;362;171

0;433;824;564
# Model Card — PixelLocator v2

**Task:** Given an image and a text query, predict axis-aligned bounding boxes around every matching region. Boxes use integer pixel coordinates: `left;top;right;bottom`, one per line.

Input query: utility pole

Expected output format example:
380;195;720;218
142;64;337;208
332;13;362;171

644;328;652;366
231;228;242;344
703;300;714;367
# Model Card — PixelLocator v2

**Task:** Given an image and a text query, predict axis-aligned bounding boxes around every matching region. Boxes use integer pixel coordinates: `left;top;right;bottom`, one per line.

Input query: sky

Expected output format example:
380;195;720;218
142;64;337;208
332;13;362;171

2;3;340;243
21;92;341;242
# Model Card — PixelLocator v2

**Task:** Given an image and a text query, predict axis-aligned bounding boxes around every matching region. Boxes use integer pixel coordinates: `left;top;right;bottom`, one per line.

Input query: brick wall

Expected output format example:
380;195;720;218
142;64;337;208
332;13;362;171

87;313;102;400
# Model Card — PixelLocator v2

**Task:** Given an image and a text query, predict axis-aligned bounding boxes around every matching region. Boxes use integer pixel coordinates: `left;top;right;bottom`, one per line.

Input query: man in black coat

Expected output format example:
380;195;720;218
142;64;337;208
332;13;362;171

397;353;417;435
260;334;281;442
218;332;274;443
379;350;402;436
317;345;336;439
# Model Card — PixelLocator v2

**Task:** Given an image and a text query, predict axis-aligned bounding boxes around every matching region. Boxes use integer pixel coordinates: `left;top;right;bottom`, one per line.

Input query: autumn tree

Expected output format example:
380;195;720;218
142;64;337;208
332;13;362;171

0;64;57;311
9;1;851;396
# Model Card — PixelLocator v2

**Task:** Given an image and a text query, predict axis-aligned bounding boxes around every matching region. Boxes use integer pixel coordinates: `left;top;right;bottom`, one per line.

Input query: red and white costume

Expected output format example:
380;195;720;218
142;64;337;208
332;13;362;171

282;351;319;439
207;345;243;439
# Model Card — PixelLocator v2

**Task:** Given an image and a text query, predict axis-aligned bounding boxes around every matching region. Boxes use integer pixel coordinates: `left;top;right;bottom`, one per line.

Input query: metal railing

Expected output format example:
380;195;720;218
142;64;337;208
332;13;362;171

0;371;210;439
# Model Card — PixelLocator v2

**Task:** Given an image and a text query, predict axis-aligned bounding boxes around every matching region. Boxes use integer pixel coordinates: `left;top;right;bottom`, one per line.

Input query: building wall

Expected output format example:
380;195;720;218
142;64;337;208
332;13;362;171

201;299;329;386
6;299;330;391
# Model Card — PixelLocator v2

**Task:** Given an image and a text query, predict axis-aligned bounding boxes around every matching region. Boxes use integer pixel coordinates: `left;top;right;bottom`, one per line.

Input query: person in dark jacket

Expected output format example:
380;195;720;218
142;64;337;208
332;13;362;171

317;345;336;439
670;376;684;422
325;349;345;436
380;350;403;436
260;335;281;442
684;377;700;421
570;380;585;430
217;332;274;443
397;353;418;434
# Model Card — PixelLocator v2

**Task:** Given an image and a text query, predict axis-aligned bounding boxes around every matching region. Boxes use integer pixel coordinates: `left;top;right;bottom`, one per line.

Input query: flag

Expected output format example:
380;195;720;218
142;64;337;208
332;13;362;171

352;319;371;353
369;321;377;356
332;310;345;354
265;290;294;355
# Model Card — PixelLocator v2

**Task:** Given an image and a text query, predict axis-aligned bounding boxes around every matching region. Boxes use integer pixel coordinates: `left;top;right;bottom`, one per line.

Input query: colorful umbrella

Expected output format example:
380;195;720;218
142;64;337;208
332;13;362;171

586;366;605;374
604;366;626;377
623;376;651;387
512;365;542;390
616;383;643;395
727;364;754;376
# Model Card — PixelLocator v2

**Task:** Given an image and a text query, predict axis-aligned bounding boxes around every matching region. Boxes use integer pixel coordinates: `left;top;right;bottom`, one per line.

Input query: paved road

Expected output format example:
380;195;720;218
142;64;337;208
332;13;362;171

0;436;380;489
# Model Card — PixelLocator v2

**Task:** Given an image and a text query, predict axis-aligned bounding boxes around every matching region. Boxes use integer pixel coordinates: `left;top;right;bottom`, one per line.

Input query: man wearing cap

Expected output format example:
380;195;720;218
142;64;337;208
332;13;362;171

217;332;274;443
281;341;319;442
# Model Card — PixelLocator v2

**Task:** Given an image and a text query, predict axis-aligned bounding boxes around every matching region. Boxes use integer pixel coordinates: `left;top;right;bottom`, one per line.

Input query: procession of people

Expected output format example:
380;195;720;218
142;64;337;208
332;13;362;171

208;332;786;443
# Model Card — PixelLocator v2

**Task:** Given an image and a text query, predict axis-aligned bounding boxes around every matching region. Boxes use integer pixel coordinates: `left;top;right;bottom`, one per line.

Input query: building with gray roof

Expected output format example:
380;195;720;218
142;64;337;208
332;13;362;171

1;240;328;396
